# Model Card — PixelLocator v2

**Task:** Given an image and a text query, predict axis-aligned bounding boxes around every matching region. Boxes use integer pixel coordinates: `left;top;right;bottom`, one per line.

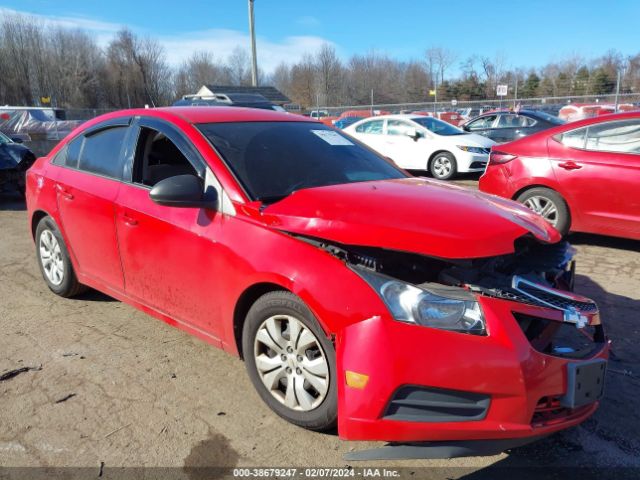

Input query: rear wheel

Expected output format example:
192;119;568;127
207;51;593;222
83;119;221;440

430;152;457;180
242;291;337;431
516;187;570;235
35;216;86;297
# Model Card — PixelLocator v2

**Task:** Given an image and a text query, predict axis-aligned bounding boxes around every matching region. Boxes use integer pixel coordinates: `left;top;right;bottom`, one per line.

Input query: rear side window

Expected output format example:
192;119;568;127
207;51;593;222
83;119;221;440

584;120;640;154
51;136;83;168
355;120;383;134
557;127;587;149
78;127;128;179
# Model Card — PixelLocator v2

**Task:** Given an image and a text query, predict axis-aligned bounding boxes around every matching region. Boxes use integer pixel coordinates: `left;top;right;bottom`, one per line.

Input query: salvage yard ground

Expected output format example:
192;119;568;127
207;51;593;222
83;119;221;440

1;176;639;478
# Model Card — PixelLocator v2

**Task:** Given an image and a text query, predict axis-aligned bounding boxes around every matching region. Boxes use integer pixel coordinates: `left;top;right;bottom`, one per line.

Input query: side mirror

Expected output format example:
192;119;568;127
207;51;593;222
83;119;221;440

149;174;217;209
10;136;23;143
462;125;471;132
405;128;421;141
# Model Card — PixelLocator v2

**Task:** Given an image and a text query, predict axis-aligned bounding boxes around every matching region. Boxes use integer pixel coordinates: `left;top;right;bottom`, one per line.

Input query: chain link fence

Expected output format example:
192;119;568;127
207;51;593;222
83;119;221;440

321;93;640;116
8;93;640;156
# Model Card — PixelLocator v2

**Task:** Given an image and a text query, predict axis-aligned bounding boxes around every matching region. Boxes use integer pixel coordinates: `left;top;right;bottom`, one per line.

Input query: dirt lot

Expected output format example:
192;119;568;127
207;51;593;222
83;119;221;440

1;182;639;479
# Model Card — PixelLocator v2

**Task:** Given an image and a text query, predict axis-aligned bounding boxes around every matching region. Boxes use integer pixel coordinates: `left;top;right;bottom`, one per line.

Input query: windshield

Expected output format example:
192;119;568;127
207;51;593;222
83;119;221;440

0;131;11;144
411;116;465;136
532;110;565;125
198;121;407;202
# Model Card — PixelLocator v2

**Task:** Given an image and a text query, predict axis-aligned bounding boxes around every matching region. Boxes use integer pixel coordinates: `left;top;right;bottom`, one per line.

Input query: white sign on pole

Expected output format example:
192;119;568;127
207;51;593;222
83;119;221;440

451;99;458;106
496;85;508;96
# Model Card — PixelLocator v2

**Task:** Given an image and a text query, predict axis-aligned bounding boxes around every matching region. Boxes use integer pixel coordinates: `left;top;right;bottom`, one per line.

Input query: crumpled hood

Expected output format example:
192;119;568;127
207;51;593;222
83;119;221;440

260;178;560;259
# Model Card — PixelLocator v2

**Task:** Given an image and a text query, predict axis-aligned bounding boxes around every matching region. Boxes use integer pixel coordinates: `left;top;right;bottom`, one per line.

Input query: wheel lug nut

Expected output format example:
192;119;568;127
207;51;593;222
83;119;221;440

297;355;303;362
286;346;293;353
280;354;287;361
296;368;302;375
286;367;292;374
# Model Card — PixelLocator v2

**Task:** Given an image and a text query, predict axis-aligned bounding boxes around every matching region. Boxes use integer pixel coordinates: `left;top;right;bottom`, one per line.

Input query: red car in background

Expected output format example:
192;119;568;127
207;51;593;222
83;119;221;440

480;112;640;240
558;103;637;122
26;107;608;459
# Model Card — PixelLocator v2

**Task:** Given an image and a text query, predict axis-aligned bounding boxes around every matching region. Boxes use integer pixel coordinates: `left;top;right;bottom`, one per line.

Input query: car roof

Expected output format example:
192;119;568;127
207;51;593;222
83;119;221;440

88;106;314;126
502;111;640;146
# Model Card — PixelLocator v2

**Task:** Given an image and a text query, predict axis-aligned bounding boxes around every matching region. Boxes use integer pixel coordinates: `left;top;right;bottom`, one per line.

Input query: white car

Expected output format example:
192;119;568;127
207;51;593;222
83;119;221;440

343;114;496;180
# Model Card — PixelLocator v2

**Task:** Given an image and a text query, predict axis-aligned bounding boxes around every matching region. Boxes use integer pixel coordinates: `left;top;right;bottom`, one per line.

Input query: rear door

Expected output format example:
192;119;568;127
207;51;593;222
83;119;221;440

114;117;226;341
52;119;131;291
493;114;535;143
548;118;640;237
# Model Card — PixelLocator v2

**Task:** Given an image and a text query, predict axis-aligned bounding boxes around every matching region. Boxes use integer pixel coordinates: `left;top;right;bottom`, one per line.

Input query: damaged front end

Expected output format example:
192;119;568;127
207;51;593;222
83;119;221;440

307;234;604;355
297;233;609;457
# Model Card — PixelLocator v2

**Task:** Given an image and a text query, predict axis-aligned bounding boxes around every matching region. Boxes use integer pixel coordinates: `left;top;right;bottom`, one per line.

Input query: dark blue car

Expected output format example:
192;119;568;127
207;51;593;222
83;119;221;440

0;131;35;196
333;116;364;129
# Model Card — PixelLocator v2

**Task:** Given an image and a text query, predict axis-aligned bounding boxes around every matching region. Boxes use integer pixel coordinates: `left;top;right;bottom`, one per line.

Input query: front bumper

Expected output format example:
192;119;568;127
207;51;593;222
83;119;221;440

455;151;489;173
336;296;609;445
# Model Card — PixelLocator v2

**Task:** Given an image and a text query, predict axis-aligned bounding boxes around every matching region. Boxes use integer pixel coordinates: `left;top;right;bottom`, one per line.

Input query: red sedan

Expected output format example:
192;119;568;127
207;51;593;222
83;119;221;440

26;107;608;459
480;112;640;240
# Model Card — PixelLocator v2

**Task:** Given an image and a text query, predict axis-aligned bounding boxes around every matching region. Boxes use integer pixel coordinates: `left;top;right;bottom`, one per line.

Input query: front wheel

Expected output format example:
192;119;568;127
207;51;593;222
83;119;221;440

430;152;457;180
516;187;570;235
242;291;337;431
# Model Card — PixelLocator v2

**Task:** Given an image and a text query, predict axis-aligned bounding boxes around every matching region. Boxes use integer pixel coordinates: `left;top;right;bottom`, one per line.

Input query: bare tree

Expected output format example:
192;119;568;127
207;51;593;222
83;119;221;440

227;47;251;86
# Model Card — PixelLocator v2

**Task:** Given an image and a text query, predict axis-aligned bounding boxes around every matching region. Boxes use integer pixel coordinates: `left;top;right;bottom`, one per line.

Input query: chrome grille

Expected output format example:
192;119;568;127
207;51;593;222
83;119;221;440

510;276;598;321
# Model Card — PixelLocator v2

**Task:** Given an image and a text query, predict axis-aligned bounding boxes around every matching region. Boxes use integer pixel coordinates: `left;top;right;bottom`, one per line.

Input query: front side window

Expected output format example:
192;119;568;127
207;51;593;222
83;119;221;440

412;116;464;136
386;120;413;136
584;120;640;154
198;121;406;202
78;127;128;179
355;119;384;134
132;127;199;187
467;115;497;130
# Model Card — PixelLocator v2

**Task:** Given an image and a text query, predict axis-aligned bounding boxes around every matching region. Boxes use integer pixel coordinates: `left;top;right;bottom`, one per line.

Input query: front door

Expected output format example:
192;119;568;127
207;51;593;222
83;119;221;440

114;118;226;340
382;119;427;169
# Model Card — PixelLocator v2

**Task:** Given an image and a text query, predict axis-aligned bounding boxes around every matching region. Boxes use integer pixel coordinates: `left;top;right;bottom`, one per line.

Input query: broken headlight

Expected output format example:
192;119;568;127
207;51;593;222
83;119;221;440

355;268;486;335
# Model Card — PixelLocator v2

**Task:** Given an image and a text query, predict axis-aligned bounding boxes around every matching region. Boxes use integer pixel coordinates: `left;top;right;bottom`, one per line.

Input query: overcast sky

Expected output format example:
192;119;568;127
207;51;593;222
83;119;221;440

2;0;639;74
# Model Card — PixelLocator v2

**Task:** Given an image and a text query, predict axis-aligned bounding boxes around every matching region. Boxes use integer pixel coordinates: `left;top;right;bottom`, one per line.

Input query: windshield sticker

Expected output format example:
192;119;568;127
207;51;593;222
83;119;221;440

311;129;354;146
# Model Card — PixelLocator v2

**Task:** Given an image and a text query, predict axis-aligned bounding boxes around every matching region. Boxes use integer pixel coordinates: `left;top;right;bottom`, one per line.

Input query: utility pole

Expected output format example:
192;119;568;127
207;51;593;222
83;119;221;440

614;69;621;112
248;0;258;86
370;89;374;115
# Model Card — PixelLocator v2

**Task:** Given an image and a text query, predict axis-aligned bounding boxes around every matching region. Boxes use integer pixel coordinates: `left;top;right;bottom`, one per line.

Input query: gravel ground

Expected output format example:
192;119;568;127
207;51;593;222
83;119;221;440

1;183;639;479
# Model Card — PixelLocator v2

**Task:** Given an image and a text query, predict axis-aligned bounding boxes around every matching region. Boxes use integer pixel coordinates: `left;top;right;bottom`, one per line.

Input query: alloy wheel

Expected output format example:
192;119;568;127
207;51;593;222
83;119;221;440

253;314;329;412
433;156;452;178
523;195;559;226
39;229;64;286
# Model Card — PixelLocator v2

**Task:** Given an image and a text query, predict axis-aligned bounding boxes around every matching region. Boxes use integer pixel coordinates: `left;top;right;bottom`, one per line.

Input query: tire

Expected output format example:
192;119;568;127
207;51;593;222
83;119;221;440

516;187;571;235
35;216;86;297
242;291;337;431
430;152;457;180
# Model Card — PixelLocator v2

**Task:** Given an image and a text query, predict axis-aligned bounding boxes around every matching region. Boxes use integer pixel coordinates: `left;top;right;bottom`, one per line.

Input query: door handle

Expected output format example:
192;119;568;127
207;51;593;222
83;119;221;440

55;183;74;200
122;213;138;226
558;161;582;170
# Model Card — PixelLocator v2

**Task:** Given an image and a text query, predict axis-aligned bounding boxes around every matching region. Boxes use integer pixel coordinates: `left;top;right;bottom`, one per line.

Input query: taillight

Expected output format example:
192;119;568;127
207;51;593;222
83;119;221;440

489;150;517;165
